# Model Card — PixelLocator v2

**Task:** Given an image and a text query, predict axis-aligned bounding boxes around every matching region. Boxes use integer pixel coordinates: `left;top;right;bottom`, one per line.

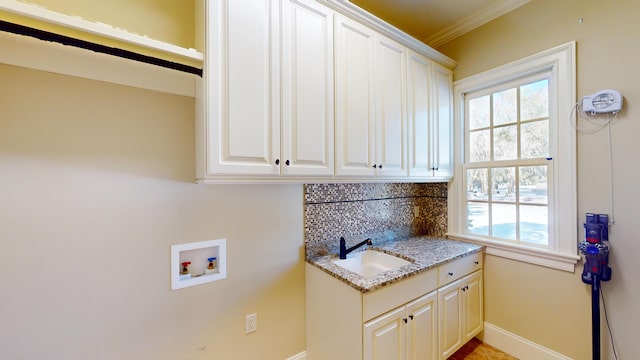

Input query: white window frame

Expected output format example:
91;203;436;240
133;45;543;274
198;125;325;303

448;42;579;271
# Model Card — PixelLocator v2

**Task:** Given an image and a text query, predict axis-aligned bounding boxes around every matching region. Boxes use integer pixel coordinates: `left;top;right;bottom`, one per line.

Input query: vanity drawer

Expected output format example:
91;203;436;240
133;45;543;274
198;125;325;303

363;268;437;322
438;252;483;287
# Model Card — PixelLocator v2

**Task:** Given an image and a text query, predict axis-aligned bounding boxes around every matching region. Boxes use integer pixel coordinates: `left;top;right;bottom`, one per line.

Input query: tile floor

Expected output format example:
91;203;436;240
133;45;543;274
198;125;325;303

448;338;518;360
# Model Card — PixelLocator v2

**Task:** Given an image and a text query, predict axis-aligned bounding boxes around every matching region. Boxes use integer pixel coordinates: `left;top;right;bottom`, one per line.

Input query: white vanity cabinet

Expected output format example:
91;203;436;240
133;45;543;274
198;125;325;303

407;50;453;180
364;291;438;360
334;15;407;178
198;0;334;180
437;253;484;359
305;251;483;360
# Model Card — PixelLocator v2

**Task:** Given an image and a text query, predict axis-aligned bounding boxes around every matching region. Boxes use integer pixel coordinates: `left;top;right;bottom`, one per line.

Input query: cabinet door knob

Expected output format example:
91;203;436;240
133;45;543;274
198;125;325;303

378;164;382;169
403;318;408;324
409;315;414;320
372;164;377;168
285;160;290;166
275;159;280;165
474;261;479;265
448;272;453;276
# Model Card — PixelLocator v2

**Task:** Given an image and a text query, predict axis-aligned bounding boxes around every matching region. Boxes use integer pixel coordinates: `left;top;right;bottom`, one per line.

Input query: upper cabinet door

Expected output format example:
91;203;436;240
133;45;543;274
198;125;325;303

205;0;280;176
431;62;454;179
375;34;407;177
281;0;335;177
334;15;377;177
407;50;433;178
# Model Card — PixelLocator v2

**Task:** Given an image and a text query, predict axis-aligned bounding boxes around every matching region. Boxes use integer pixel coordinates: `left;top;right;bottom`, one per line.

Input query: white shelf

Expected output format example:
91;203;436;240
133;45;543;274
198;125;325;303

0;0;203;63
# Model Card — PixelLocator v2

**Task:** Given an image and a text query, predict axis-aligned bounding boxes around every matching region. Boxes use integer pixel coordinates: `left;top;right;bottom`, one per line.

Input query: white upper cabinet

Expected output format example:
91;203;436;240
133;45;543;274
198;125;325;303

407;50;453;180
334;15;377;177
407;50;433;178
199;0;335;180
198;1;454;183
375;35;408;177
431;62;454;179
281;0;335;177
201;0;280;177
335;15;407;178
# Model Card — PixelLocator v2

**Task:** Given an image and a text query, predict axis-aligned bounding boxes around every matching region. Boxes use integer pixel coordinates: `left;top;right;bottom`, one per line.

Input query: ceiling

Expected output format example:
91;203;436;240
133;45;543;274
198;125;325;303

350;0;529;48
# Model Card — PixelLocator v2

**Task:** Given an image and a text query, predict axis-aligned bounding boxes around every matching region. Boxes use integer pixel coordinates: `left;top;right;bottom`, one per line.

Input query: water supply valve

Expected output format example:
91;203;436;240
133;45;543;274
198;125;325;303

180;261;191;275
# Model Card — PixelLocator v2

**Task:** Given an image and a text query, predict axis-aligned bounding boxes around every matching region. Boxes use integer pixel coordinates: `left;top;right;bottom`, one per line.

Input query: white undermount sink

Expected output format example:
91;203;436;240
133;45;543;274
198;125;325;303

332;250;411;278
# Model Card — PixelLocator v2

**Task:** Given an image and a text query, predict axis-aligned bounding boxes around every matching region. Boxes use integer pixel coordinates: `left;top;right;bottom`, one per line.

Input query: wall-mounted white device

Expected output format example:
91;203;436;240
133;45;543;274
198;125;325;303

582;89;623;113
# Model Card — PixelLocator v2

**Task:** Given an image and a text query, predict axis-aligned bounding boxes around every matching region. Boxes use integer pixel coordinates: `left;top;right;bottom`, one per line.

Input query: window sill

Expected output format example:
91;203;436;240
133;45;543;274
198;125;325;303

447;233;580;272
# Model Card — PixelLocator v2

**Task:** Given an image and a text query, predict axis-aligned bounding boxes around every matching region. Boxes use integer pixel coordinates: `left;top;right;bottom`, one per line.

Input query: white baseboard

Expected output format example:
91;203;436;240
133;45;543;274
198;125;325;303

483;322;573;360
290;324;571;360
285;351;306;360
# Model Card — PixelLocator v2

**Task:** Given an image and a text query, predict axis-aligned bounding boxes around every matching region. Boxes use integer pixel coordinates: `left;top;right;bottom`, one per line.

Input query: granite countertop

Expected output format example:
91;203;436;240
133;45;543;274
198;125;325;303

306;236;483;293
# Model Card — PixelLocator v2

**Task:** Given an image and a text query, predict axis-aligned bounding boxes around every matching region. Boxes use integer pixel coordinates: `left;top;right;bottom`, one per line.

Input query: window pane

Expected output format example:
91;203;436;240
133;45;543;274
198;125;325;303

519;166;548;204
469;129;490;162
520;205;548;245
493;88;517;125
521;120;548;159
493;125;517;160
469;95;490;130
492;203;516;240
467;202;489;236
492;167;516;202
467;168;488;201
520;79;548;121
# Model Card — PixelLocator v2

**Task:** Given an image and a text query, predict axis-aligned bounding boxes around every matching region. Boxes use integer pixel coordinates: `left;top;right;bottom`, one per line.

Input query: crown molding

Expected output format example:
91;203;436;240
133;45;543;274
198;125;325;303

317;0;457;68
426;0;530;48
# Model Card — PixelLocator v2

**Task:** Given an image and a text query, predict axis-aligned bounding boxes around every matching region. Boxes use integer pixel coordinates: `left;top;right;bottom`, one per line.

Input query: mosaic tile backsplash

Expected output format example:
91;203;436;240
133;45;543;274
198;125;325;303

304;183;448;258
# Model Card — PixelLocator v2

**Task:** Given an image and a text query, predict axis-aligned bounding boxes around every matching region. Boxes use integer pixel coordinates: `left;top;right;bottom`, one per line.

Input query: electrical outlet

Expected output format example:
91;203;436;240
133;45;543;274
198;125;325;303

245;313;257;334
414;206;420;218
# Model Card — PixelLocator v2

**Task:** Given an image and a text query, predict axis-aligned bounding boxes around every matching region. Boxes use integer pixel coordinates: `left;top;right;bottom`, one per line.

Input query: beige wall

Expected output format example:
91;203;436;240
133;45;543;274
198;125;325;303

439;1;640;359
0;63;305;360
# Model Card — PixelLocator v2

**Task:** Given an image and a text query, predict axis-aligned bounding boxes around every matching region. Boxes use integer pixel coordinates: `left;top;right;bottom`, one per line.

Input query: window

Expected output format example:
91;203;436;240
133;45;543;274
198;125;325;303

465;76;551;246
448;42;579;271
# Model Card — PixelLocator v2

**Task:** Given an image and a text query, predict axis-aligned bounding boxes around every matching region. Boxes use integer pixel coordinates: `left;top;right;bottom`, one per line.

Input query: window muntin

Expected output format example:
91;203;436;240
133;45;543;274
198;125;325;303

463;77;552;248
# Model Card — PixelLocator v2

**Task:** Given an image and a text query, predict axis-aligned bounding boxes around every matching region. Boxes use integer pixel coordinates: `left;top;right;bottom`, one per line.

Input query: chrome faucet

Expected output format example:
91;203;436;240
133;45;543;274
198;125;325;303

339;237;372;259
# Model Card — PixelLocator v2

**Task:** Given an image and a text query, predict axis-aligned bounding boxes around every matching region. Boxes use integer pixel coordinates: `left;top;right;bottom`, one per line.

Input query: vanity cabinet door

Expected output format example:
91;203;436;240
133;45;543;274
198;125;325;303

406;291;438;360
438;278;463;359
363;306;406;360
462;270;483;341
438;270;484;360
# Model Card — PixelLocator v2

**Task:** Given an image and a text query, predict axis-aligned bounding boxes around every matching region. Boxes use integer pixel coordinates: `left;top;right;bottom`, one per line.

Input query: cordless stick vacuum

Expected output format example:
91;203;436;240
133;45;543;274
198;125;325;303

579;213;612;360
